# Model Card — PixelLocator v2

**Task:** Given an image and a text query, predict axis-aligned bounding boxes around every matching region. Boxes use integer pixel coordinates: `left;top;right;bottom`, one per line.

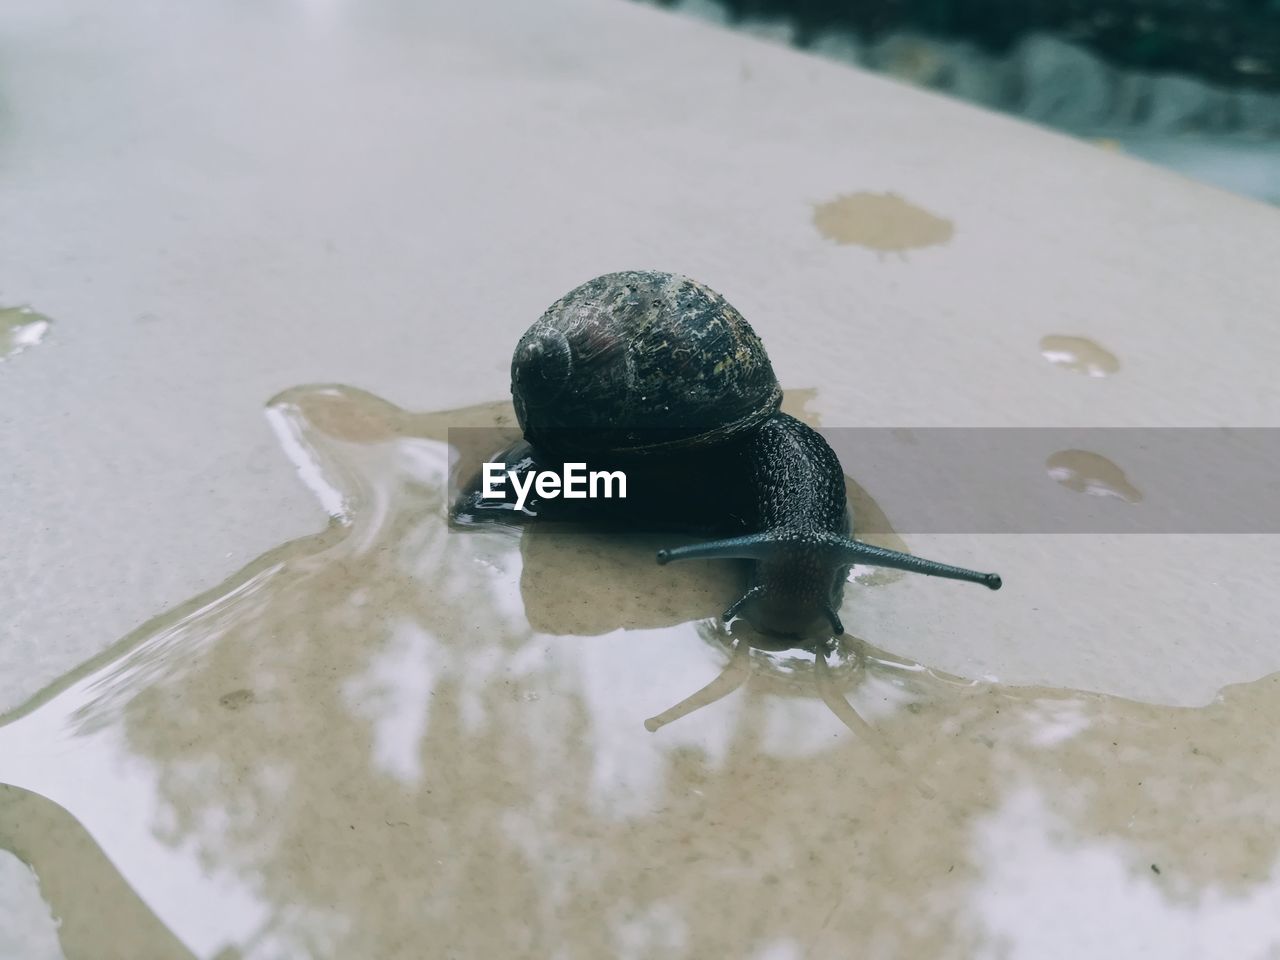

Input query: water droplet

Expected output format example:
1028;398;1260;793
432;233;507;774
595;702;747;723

1046;449;1143;502
1039;335;1120;378
812;192;953;252
0;306;52;361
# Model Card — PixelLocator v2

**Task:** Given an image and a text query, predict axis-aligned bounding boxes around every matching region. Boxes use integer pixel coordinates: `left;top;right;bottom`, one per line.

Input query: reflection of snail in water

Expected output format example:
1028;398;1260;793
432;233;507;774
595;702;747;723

454;270;1000;638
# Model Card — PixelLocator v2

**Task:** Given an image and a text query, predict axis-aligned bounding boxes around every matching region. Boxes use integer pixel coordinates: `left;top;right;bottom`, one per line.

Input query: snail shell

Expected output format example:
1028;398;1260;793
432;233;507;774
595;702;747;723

511;271;782;460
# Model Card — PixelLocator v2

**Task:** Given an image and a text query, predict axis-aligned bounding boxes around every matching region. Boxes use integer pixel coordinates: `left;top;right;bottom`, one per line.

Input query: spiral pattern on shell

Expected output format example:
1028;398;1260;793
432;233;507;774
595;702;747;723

511;271;782;460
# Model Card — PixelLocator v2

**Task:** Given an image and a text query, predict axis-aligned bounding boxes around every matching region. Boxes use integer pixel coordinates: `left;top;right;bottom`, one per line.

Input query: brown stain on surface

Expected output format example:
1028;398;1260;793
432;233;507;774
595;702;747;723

217;689;256;710
1047;449;1144;503
812;192;954;252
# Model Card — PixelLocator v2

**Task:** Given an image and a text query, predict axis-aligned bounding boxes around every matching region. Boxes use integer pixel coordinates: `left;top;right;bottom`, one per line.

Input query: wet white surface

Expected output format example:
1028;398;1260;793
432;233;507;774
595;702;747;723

2;0;1278;714
1;389;1278;958
0;853;60;960
3;0;1280;955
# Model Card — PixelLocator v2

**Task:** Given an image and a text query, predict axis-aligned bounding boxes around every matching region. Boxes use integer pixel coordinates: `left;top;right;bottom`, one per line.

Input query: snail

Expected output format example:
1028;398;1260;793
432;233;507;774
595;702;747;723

453;270;1000;638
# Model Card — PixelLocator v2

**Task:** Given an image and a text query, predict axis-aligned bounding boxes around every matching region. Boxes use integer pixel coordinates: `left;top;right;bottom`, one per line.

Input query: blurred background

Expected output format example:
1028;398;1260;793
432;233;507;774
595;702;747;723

633;0;1280;205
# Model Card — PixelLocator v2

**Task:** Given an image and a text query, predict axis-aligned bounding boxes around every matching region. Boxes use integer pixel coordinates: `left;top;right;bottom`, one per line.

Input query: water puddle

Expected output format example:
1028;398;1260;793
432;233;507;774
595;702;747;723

1;385;1277;959
1047;449;1144;503
1039;335;1121;378
0;306;52;362
812;191;953;252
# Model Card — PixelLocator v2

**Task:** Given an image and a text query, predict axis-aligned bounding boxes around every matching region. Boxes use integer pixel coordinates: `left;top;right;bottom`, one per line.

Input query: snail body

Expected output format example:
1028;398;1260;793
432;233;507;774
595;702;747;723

458;270;1000;638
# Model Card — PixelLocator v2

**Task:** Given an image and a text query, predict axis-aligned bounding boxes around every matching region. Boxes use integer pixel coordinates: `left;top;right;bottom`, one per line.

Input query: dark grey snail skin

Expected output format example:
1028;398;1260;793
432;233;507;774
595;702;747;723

463;270;1000;639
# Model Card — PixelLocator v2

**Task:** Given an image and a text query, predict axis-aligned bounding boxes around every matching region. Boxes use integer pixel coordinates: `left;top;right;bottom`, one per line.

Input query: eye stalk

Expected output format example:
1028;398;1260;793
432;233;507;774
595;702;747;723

658;532;1001;636
658;532;1000;589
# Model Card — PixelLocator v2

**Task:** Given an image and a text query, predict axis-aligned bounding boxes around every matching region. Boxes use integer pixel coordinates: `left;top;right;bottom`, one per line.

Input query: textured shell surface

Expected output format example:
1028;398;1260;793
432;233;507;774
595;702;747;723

511;270;782;458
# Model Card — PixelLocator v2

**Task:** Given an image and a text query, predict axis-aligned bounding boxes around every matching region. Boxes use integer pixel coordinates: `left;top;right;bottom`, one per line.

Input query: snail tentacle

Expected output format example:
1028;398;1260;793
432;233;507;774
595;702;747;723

658;531;1000;592
824;605;845;635
656;534;775;564
825;534;1002;590
721;584;765;622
